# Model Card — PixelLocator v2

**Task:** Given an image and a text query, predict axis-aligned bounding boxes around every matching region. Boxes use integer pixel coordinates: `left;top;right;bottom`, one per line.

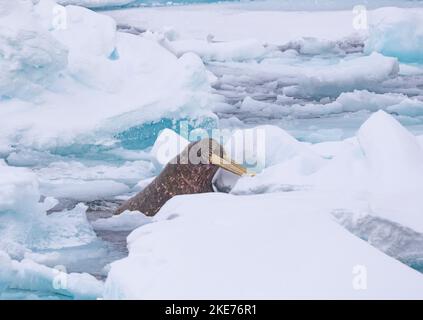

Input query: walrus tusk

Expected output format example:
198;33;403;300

209;153;255;177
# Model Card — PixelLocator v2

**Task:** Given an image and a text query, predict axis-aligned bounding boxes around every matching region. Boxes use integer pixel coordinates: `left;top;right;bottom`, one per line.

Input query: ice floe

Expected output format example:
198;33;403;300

56;0;133;9
366;8;423;63
3;0;423;299
92;210;152;231
167;38;268;62
0;0;68;100
236;90;423;120
0;160;98;256
0;0;217;150
104;193;423;299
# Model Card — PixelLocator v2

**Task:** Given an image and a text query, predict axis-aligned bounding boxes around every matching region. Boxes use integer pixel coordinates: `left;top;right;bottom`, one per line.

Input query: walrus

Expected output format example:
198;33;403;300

115;138;249;216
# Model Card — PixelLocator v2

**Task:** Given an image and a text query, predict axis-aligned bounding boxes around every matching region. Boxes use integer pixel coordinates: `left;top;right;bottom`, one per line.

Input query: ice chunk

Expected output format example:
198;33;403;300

56;0;133;9
150;129;190;168
284;53;399;98
357;110;423;191
365;8;423;63
212;169;241;193
356;111;423;232
32;204;98;250
92;210;152;231
39;179;130;202
225;125;323;170
0;0;68;99
6;149;63;167
333;209;423;272
238;90;423;120
0;251;103;300
167;39;267;62
52;5;117;58
35;160;155;186
0;162;97;256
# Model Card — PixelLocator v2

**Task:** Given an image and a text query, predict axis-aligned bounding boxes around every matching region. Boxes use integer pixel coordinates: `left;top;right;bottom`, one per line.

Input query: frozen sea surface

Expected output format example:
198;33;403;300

3;0;423;299
63;0;423;11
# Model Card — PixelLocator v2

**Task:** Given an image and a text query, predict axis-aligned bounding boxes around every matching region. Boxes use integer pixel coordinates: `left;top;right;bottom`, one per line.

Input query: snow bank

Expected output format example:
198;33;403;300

104;193;423;299
365;8;423;63
0;251;102;299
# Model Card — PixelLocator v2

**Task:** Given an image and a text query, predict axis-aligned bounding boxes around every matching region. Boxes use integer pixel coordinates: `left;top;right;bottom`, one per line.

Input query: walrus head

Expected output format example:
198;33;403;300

115;138;250;216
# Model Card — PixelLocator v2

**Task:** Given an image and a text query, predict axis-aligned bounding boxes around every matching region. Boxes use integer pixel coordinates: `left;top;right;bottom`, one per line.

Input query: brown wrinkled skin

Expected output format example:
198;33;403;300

115;138;224;216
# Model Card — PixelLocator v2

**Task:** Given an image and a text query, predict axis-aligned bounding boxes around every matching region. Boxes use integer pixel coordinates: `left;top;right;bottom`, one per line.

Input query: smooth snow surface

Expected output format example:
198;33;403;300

104;193;423;299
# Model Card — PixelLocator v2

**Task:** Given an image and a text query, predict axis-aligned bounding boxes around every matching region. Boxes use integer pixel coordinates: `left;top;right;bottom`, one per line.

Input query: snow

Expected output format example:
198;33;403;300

104;192;423;299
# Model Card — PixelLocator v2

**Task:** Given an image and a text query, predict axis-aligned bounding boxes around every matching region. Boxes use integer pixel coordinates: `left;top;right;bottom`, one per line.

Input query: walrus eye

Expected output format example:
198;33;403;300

197;149;201;157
